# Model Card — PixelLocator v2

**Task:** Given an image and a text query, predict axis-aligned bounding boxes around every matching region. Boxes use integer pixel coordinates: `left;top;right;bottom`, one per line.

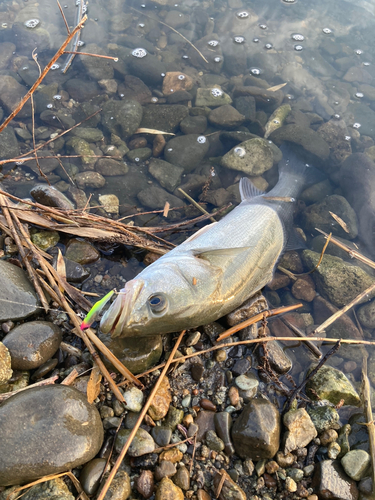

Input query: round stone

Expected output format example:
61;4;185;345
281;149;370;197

2;321;62;370
0;385;103;486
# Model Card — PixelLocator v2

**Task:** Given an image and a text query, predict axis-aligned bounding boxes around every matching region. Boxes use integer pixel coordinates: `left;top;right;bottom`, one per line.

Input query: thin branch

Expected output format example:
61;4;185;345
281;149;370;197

0;14;87;134
63;51;118;61
56;0;71;34
97;330;186;500
177;187;216;223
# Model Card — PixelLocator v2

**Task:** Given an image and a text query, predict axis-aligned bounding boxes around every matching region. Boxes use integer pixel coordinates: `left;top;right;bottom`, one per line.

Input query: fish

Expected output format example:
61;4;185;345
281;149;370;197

100;146;312;338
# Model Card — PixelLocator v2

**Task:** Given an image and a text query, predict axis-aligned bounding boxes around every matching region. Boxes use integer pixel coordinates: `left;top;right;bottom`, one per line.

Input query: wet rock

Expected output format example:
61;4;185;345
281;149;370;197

0;342;12;385
99;334;162;375
2;321;62;370
115;428;155;457
128;50;166;86
232;398;280;459
307;405;339;433
99;194;119;216
206;430;225;452
148;159;184;193
41;110;75;129
0;42;15;69
191;363;204;381
155;477;184;500
215;412;235;456
312;460;358;500
140;104;189;133
95;158;129;176
155;461;177;481
71;128;104;142
164;134;210;172
256;340;292;374
173;465;190;490
152;426;172;447
213;470;246;500
200;188;232;207
195;86;232;107
234;86;282;108
81;43;114;80
80;458;107;496
0;385;103;486
283;408;317;453
65;239;100;265
138;186;184;209
52;256;89;284
301;195;358;239
317;119;352;167
30;184;74;210
136;469;154;499
98;79;117;94
300;179;333;204
159;447;183;463
208;105;245;129
97;470;131;500
0;128;19;160
148;376;171;421
235;373;259;400
341;450;371;481
162;72;194;96
270;124;330;161
127;147;152;162
302;250;375;308
102;99;143;138
306;365;360;406
180;115;207;135
24;151;60;176
1;478;74;500
123;386;143;413
291;276;316;302
0;75;31;118
31;230;59;251
65;78;100;101
165;407;184;431
187;34;223;73
221;138;275;175
0;260;39;321
195;410;216;441
75;171;106;189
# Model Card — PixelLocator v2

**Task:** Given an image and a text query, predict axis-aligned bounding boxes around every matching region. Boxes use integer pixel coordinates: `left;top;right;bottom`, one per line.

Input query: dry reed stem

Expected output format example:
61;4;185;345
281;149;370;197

64;51;118;61
0;194;49;312
61;367;79;385
0;375;58;403
56;0;71;34
216;303;303;342
85;328;143;388
133;335;375;380
313;281;375;335
0;15;87;135
177;187;217;223
96;330;186;500
362;355;375;495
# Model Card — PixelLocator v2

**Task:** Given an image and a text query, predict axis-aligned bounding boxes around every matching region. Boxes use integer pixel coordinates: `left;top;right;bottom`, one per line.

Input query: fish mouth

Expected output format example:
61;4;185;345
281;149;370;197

100;280;144;337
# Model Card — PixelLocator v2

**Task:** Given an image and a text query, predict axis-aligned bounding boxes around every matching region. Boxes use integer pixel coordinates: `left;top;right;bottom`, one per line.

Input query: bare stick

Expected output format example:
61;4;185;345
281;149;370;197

61;368;79;386
0;15;87;134
281;317;322;359
313;281;375;335
177;187;216;223
97;330;186;500
0;375;58;403
64;51;118;61
216;303;303;342
85;328;143;388
56;0;71;34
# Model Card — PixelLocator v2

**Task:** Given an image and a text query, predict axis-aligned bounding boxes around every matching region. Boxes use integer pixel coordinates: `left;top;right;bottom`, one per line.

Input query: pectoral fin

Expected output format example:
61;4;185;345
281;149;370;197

193;246;251;264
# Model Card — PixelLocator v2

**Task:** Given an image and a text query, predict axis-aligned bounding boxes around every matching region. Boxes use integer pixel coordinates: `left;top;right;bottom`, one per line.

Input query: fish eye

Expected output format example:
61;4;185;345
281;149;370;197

148;294;167;313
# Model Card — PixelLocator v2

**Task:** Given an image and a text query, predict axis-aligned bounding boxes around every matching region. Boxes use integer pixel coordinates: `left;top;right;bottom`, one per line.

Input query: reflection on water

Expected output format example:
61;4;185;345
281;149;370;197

0;0;375;369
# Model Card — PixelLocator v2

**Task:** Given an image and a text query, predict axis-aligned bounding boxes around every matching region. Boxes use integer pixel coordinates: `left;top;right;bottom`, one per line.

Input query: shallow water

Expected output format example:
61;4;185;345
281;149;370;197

0;0;375;376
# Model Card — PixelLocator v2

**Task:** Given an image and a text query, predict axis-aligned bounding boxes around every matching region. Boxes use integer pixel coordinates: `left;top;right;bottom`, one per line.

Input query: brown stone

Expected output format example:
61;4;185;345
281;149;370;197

155;477;184;500
153;134;166;157
264;473;277;488
195;410;216;441
312;460;358;500
291;276;316;302
228;386;240;406
136;470;154;499
213;471;246;500
200;399;216;412
148;377;172;421
267;272;290;291
162;72;194;96
159;448;183;464
197;490;211;500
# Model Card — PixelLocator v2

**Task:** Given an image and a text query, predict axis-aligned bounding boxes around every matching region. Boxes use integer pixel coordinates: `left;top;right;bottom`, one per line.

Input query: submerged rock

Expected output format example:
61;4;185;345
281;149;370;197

30;184;74;210
221;138;275;175
102;99;143;138
306;365;360;406
0;385;103;486
164;134;210;172
65;239;100;265
269;124;330;161
148;159;184;192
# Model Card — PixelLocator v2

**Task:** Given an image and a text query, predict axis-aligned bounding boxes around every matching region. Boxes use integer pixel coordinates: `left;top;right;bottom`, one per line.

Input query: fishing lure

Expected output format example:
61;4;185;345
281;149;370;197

80;289;115;330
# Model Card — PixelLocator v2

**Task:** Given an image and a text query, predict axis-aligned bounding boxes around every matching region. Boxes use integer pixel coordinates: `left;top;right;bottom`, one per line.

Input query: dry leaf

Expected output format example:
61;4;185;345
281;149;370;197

87;364;102;404
163;202;170;217
329;211;350;233
56;249;66;293
267;83;287;92
135;127;175;136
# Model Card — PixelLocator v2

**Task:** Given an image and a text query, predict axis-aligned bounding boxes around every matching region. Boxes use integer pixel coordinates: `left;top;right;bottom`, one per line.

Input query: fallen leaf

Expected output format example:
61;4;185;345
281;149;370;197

135;127;175;136
267;83;287;92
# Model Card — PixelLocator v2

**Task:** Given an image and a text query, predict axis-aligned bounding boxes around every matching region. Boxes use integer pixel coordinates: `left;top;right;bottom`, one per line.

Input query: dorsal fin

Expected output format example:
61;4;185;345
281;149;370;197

239;178;266;202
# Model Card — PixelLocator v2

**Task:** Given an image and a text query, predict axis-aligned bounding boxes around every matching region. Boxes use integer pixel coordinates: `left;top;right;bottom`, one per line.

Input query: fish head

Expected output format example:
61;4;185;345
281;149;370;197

100;255;220;337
